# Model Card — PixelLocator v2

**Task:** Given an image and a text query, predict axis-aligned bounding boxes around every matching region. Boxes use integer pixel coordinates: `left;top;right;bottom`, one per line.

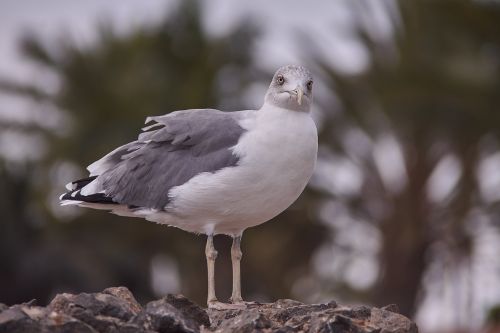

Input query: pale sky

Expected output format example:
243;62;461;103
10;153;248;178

0;0;377;84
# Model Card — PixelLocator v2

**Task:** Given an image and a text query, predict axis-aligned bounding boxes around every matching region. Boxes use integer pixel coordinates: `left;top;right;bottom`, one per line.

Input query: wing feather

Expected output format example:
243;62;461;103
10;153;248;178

80;109;245;209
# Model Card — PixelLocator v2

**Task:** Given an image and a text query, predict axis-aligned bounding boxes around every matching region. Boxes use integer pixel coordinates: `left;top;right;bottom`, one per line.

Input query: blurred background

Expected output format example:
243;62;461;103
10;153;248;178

1;0;500;332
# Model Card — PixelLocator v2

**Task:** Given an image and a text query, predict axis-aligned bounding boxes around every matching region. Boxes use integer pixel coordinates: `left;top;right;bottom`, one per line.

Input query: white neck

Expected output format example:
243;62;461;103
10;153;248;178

260;101;310;114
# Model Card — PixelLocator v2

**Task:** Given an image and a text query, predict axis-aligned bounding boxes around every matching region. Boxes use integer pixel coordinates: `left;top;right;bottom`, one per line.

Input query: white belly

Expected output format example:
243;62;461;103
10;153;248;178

158;106;318;235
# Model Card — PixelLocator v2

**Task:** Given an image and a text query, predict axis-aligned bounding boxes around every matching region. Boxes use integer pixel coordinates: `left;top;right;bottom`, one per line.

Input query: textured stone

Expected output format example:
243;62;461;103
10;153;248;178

134;295;208;333
48;290;143;333
103;287;142;315
0;287;418;333
369;308;418;333
164;294;210;328
381;304;400;314
214;309;272;333
0;307;36;333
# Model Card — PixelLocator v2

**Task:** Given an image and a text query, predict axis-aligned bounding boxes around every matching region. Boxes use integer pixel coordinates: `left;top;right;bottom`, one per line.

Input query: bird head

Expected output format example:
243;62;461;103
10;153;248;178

264;65;314;112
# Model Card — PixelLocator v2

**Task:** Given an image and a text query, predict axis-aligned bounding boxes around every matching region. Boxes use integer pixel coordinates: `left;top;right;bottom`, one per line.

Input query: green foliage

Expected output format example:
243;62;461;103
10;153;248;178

311;0;500;316
487;304;500;325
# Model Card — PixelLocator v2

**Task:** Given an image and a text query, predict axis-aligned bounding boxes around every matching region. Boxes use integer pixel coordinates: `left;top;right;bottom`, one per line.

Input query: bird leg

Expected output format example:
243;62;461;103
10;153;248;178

230;235;244;304
205;234;246;310
205;234;218;305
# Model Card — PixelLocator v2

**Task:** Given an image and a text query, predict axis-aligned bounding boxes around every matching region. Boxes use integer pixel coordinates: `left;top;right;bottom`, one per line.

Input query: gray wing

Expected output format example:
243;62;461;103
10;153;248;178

87;109;246;209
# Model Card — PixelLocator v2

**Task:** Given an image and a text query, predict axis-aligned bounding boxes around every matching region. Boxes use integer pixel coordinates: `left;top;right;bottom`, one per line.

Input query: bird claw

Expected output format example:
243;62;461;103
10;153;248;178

208;300;246;310
230;297;260;307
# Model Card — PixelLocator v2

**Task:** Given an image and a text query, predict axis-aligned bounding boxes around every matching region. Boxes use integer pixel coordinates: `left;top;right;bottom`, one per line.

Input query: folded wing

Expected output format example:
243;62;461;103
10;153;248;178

61;109;245;210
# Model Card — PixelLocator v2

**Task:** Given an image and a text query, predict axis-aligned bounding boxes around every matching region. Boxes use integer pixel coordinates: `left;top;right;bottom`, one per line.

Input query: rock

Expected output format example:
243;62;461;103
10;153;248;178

0;287;418;333
41;311;98;333
0;307;37;333
48;288;141;321
213;309;272;333
370;308;418;333
163;294;210;328
103;287;143;315
381;304;400;314
48;289;143;333
134;295;209;333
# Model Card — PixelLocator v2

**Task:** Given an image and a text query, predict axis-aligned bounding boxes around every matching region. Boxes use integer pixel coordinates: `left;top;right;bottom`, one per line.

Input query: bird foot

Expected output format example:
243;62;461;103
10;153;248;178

208;300;246;310
230;297;259;308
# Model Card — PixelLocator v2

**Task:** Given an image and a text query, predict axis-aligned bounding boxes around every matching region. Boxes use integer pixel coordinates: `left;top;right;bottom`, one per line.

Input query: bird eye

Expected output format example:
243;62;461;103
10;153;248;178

276;75;285;85
306;80;313;90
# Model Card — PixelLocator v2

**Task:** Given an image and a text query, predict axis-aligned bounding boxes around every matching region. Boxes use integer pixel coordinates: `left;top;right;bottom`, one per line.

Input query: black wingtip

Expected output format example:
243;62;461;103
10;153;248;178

72;176;98;189
60;189;117;204
60;176;116;204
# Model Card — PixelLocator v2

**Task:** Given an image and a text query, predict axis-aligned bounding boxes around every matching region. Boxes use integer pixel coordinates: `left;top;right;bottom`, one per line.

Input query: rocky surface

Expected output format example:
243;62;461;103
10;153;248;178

0;287;418;333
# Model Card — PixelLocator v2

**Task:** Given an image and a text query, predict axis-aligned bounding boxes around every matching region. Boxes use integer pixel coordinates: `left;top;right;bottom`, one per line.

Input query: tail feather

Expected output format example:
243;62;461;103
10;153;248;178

60;176;116;205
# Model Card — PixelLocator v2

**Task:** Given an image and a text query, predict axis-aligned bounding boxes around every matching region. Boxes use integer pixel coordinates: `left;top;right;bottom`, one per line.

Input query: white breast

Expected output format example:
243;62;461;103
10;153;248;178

159;104;318;235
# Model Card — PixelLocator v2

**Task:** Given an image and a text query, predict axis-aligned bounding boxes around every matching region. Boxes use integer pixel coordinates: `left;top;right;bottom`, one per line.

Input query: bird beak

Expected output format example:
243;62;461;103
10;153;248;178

291;87;304;105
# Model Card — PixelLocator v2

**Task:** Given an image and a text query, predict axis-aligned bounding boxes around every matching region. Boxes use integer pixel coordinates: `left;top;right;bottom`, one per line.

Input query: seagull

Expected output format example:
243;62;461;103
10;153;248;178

60;65;318;309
